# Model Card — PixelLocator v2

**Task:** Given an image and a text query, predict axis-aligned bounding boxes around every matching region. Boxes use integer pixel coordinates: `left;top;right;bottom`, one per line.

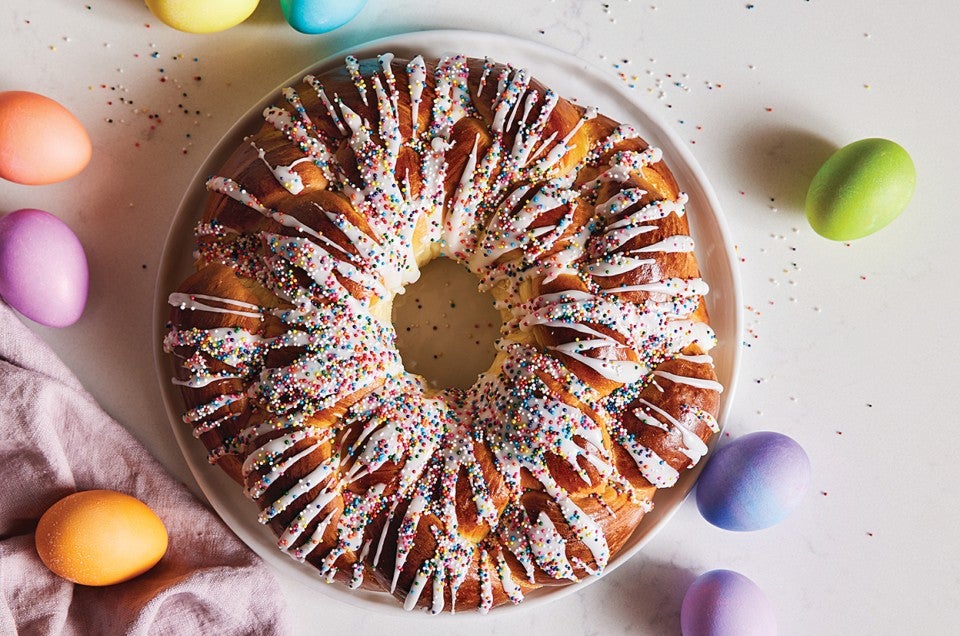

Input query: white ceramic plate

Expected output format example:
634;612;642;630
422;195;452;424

154;29;742;617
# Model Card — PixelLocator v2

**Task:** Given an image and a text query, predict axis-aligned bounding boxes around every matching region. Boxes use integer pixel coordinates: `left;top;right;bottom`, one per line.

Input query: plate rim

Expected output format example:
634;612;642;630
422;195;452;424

152;27;743;618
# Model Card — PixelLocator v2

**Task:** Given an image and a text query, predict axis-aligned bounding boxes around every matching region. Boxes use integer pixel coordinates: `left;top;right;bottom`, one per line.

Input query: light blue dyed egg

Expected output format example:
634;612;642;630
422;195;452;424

696;431;810;531
280;0;367;34
681;570;777;636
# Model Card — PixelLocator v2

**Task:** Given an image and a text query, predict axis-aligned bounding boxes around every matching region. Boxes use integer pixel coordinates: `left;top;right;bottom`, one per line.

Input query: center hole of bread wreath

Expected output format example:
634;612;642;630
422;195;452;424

392;258;501;390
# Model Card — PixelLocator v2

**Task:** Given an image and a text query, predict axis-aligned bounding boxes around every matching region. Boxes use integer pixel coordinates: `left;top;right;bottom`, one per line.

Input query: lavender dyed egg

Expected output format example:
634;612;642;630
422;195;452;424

0;209;88;327
696;431;810;531
681;570;777;636
280;0;367;34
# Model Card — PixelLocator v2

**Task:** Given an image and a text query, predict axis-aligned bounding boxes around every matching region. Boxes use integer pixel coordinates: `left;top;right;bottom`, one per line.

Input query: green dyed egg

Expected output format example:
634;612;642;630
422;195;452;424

805;138;915;240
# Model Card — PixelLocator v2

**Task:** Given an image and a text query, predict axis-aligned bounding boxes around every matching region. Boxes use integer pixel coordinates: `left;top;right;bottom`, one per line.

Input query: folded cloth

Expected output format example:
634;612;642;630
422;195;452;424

0;301;291;636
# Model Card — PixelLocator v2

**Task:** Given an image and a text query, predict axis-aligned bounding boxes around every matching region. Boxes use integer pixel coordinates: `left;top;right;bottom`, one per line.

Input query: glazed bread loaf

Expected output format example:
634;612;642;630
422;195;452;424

164;53;722;613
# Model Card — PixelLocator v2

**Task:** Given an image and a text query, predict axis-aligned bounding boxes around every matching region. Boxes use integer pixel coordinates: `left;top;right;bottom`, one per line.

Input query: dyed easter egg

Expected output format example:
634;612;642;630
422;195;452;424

0;91;91;185
681;570;777;636
806;138;915;240
281;0;368;34
35;490;168;586
145;0;260;34
0;209;88;327
696;431;810;531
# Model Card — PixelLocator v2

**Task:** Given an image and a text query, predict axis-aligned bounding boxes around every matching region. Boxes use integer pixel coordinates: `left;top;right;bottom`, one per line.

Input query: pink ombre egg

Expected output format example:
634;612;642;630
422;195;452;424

0;209;88;327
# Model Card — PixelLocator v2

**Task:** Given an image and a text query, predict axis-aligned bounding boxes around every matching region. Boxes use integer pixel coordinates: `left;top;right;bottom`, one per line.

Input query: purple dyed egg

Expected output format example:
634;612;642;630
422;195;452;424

0;209;88;327
696;431;810;531
681;569;777;636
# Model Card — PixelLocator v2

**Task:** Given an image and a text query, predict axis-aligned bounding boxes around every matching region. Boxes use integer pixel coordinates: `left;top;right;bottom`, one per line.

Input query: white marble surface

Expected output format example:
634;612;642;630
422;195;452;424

2;1;958;634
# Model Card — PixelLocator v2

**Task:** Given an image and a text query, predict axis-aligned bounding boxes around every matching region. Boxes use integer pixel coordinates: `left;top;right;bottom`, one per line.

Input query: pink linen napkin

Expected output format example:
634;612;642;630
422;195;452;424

0;301;291;635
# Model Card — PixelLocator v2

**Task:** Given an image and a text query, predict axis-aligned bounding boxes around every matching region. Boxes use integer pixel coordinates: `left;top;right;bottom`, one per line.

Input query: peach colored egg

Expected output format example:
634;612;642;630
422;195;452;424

0;91;92;185
35;490;168;586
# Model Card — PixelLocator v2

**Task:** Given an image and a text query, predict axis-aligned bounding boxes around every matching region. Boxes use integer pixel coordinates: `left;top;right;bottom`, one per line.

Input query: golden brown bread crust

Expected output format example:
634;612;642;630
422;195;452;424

163;53;722;613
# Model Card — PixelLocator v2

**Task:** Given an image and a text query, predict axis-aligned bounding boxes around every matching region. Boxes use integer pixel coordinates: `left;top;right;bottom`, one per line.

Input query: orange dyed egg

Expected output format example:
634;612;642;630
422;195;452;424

0;91;92;185
35;490;168;586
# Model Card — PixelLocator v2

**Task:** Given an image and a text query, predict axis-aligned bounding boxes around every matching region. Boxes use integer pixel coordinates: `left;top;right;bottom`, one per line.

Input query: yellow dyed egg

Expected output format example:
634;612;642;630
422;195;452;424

0;91;91;185
35;490;168;586
145;0;260;34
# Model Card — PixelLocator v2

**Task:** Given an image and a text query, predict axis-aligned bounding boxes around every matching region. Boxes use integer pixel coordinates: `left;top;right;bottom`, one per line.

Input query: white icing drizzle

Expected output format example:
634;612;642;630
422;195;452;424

378;53;397;93
588;253;656;278
496;550;524;604
207;176;331;242
443;133;482;257
407;56;427;132
606;193;689;230
191;412;238;437
392;495;428;593
250;141;311;195
344;55;369;106
549;340;645;384
595;187;647;218
676;353;714;364
245;444;316;499
617;433;680;488
491;67;529;133
262;105;337;183
372;506;396;568
477;57;494;97
168;292;263;320
432;55;472;140
515;89;558;166
260;458;336;523
349;553;366;589
693;406;721;434
545;481;610;571
164;326;265;372
303;75;347;135
635;398;709;465
478;547;494;614
653;369;725;392
526;512;576;580
404;567;430;611
288;508;337;560
241;429;314;476
170;371;240;389
601;276;710;298
534;106;598;173
280;87;313;129
181;393;244;424
431;562;446;614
